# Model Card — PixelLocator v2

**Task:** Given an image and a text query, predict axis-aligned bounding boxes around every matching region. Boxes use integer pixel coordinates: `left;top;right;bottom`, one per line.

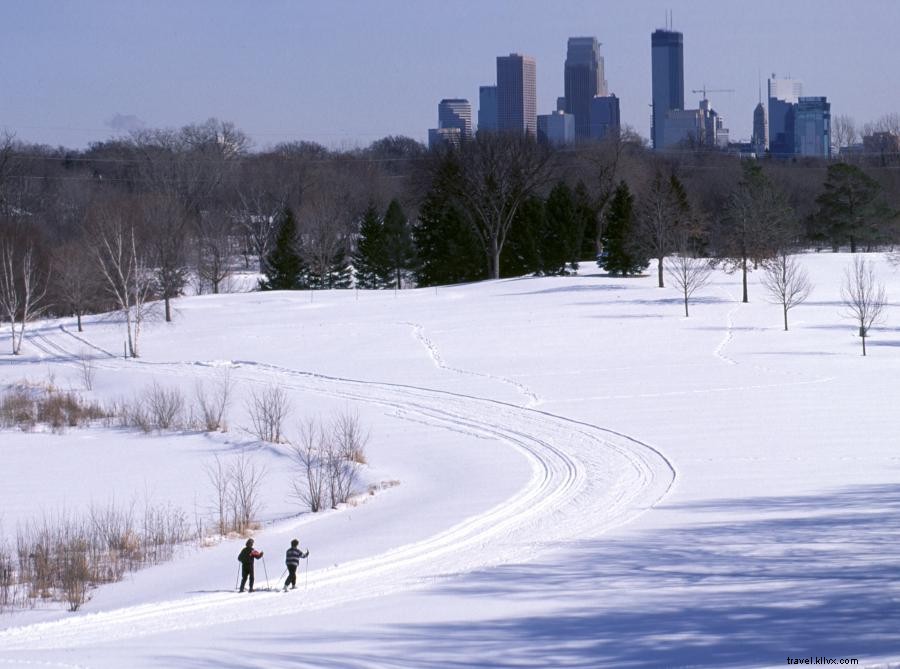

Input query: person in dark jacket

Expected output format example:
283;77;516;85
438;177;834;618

237;538;264;592
283;538;309;591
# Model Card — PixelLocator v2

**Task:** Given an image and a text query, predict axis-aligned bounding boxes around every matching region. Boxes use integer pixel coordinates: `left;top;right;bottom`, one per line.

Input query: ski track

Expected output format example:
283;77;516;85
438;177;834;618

402;320;541;407
0;325;675;652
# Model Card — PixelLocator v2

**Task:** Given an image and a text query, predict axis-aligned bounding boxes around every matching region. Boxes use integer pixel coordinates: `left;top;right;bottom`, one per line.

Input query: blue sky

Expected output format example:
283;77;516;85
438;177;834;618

1;0;897;149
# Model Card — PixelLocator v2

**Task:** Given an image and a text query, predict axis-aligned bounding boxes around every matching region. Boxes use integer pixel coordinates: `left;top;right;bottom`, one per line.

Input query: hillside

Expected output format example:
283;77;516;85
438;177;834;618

1;253;899;668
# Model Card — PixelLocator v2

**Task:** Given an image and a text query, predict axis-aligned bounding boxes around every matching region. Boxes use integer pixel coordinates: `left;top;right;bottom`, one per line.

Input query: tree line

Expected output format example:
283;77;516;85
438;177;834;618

1;118;899;354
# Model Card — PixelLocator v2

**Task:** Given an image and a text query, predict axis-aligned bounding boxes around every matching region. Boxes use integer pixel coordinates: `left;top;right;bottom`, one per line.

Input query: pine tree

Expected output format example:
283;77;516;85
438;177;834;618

382;199;414;289
259;207;304;290
543;182;582;275
599;181;649;276
576;181;599;262
413;157;486;286
502;196;543;277
354;205;389;289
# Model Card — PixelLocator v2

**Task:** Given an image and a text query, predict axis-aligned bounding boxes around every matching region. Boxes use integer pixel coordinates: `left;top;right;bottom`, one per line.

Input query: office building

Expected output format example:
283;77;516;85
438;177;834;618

537;110;575;146
589;95;620;140
478;86;498;132
437;99;473;140
794;96;831;158
651;29;684;150
497;53;537;136
752;102;768;154
428;127;462;150
768;75;802;156
564;37;607;139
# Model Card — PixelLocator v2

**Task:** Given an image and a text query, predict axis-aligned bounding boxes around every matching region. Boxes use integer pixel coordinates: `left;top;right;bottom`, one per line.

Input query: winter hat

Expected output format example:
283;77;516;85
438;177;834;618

291;539;299;547
246;538;254;547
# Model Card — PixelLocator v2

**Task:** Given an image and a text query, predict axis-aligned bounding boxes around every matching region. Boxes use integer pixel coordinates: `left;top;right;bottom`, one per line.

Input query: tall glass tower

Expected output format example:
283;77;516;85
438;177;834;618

564;37;607;140
651;29;684;150
438;99;473;140
497;53;537;136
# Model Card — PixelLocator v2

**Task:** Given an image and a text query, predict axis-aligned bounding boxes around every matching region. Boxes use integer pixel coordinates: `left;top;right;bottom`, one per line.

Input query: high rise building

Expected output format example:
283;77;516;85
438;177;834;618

651;29;684;150
496;53;537;136
428;127;462;150
478;86;498;132
794;96;831;158
564;37;607;140
768;75;802;156
537;110;575;146
590;95;620;140
438;99;473;139
752;102;768;154
428;98;472;150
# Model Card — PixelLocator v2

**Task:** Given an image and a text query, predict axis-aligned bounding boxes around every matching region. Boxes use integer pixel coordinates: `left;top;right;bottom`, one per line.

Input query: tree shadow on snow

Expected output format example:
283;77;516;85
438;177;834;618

156;483;900;668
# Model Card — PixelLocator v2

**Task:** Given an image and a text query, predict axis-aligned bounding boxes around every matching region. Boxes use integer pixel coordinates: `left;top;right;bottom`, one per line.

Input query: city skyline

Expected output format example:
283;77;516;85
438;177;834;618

2;0;899;149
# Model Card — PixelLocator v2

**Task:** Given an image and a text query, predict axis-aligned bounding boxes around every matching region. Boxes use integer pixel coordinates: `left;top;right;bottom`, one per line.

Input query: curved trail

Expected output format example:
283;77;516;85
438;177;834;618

0;325;676;651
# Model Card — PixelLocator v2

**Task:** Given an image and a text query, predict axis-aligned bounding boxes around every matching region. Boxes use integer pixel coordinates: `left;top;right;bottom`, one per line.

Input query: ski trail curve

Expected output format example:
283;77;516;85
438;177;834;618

0;327;675;651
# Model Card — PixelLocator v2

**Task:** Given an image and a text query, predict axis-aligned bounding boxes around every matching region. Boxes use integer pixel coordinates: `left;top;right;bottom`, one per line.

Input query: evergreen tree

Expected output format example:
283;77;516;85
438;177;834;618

575;181;599;263
382;199;415;288
812;163;894;252
259;207;304;290
543;182;585;275
502;196;543;277
414;157;486;286
599;181;649;276
353;205;390;289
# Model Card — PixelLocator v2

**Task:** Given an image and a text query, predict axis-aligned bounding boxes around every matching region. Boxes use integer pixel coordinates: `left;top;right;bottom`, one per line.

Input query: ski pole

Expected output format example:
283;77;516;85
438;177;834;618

305;555;309;589
235;565;240;591
262;555;270;589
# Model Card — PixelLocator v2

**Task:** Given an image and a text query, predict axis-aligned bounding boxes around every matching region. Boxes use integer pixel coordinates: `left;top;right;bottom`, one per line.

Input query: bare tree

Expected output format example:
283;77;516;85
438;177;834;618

229;450;267;534
194;366;234;432
665;239;713;317
204;454;231;536
761;253;813;331
717;163;796;303
289;418;328;513
195;210;236;294
832;115;858;155
327;409;368;507
454;133;553;279
141;194;189;322
0;244;49;355
841;255;887;356
637;170;691;288
245;384;290;443
53;241;100;332
90;206;154;358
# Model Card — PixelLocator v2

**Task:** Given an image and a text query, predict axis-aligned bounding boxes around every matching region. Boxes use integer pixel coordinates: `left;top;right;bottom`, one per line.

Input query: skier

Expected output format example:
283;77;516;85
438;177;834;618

237;538;264;592
283;538;309;591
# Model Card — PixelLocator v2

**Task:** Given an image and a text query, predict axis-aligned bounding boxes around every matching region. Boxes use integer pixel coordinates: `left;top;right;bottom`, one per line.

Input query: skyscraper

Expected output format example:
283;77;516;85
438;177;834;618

478;85;498;133
564;37;607;140
496;53;537;136
537;110;575;146
651;29;684;150
752;102;768;154
590;95;620;140
794;96;831;158
768;75;802;156
438;99;473;139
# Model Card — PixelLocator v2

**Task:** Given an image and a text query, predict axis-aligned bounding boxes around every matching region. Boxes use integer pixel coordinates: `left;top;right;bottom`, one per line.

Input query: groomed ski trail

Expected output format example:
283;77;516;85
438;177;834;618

0;325;675;651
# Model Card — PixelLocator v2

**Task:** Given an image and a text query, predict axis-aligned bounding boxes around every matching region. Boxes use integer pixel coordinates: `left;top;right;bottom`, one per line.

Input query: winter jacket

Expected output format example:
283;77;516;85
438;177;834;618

238;546;263;568
285;547;308;567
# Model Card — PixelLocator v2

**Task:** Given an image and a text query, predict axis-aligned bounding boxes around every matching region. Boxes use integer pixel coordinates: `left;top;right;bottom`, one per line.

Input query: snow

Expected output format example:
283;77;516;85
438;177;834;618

1;252;900;668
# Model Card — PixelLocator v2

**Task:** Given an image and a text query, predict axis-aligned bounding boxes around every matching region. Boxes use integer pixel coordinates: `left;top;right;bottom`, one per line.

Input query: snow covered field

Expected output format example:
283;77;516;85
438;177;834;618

1;252;900;668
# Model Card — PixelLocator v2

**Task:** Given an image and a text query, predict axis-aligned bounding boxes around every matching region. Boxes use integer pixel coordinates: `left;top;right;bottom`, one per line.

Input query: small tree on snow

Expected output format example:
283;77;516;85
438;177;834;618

665;247;712;317
0;244;49;355
761;253;812;331
841;255;887;356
